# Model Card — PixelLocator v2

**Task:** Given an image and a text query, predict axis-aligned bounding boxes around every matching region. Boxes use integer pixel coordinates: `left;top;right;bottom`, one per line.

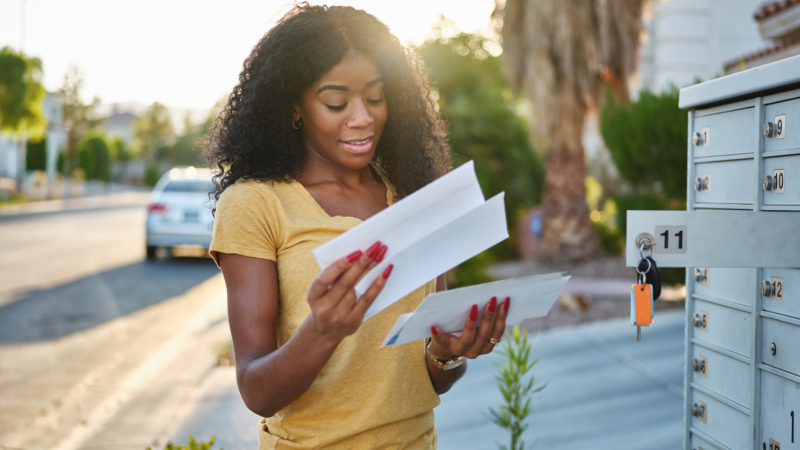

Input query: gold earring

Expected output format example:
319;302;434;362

292;118;302;130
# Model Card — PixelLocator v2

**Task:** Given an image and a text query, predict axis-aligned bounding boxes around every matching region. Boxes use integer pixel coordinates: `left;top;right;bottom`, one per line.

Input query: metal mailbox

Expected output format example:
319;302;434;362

628;54;800;449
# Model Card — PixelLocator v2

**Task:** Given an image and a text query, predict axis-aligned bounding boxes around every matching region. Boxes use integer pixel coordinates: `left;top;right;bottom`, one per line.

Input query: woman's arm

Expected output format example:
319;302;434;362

426;274;510;395
425;274;466;395
219;246;388;417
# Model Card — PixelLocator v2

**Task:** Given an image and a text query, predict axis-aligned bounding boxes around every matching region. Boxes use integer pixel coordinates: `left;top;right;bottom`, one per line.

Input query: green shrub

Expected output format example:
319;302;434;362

600;88;687;200
487;325;545;450
77;133;111;181
145;163;161;187
146;436;221;450
26;137;46;171
419;22;544;286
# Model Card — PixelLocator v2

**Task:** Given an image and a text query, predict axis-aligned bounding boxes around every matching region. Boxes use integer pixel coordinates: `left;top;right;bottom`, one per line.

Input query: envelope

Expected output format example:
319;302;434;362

312;160;510;320
382;273;570;347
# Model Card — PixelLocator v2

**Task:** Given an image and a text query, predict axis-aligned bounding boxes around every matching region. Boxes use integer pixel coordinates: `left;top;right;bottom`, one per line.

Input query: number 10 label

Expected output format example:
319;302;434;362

654;226;688;254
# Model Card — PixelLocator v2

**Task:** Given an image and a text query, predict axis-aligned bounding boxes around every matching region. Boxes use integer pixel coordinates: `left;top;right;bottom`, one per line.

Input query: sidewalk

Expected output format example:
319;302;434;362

0;190;150;219
165;310;685;450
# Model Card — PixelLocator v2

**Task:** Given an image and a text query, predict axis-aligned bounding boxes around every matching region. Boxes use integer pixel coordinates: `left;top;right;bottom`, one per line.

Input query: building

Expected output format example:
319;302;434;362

636;0;771;93
723;0;800;72
0;92;67;190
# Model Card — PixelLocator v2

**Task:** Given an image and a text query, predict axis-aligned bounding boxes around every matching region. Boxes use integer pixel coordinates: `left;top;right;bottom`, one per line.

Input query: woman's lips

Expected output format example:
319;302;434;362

340;137;373;154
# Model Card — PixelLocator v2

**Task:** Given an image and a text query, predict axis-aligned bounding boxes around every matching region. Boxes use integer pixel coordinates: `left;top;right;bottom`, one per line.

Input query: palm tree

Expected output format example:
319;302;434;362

496;0;643;262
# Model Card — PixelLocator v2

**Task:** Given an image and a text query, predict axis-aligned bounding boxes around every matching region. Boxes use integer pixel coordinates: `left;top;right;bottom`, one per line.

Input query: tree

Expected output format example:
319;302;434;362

133;101;174;160
496;0;644;262
77;132;111;182
0;46;46;191
419;21;545;285
60;65;101;177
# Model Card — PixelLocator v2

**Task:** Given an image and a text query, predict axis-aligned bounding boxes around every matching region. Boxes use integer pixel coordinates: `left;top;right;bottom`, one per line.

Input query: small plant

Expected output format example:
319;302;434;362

146;436;221;450
487;325;546;450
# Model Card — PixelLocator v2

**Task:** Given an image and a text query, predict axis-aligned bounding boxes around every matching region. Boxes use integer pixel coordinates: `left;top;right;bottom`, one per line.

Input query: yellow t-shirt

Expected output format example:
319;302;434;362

209;172;441;450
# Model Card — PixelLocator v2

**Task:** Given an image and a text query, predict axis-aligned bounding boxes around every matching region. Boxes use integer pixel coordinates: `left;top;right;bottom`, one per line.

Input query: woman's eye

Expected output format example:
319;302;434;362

367;97;385;104
326;104;347;111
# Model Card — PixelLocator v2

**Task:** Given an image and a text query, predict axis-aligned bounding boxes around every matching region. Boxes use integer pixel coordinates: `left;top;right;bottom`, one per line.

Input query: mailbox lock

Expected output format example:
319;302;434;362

762;281;774;297
694;177;707;191
764;121;776;138
692;313;707;328
691;358;706;373
693;268;706;283
691;402;706;417
692;131;705;146
771;342;777;356
764;175;774;191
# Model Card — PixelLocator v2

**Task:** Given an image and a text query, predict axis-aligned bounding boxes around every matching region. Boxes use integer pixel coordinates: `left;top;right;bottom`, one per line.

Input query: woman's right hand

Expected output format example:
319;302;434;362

306;241;392;343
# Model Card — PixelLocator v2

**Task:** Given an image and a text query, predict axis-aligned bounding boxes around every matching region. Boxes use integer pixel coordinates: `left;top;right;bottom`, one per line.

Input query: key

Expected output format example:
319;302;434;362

637;256;661;300
631;281;654;341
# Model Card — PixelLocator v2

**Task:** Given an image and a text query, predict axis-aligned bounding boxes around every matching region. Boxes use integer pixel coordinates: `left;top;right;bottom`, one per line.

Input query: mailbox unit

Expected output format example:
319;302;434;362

626;55;800;450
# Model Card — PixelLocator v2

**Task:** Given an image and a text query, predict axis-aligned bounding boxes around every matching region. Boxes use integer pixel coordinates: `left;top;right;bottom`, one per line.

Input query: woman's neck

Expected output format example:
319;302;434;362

295;149;378;189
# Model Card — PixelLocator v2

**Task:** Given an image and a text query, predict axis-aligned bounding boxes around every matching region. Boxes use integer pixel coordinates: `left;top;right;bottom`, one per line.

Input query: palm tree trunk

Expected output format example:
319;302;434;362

538;115;599;262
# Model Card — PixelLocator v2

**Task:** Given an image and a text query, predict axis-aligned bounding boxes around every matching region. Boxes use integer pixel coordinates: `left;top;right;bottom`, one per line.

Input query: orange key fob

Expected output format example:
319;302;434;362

631;284;654;327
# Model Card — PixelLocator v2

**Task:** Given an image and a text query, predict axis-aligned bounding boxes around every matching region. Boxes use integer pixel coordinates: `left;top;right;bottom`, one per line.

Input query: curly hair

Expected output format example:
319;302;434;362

205;3;451;210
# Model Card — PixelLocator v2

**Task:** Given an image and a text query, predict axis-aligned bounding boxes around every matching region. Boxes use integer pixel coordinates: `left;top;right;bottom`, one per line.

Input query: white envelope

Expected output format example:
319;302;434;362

312;160;510;321
382;273;570;347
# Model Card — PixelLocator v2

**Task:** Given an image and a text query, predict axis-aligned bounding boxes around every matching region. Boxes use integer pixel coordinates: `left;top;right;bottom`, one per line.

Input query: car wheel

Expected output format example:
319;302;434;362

146;245;157;260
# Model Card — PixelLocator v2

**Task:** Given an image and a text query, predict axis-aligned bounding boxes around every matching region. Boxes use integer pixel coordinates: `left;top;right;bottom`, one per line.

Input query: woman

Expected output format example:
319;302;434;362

206;4;510;449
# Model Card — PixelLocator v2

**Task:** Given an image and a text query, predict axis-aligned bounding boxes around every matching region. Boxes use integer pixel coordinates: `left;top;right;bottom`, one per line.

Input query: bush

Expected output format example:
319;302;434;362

145;162;161;187
419;24;544;286
146;436;221;450
600;88;687;199
26;137;46;171
77;134;111;181
487;325;545;450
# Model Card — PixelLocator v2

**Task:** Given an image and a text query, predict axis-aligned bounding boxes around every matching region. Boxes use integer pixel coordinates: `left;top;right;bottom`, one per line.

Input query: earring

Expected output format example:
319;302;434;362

292;118;302;130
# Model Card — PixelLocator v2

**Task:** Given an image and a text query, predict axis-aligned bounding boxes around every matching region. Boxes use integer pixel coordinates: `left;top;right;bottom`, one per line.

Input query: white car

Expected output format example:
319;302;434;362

145;166;214;259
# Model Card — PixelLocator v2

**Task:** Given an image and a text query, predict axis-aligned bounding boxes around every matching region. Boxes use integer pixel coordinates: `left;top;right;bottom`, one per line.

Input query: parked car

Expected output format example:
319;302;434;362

146;166;214;259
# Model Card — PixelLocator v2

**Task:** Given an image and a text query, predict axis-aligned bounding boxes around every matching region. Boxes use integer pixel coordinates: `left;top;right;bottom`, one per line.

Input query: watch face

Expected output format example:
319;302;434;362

444;358;465;370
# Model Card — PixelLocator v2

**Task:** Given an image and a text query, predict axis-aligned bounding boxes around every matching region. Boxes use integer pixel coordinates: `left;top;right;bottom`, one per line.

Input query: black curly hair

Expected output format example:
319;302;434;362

205;3;451;210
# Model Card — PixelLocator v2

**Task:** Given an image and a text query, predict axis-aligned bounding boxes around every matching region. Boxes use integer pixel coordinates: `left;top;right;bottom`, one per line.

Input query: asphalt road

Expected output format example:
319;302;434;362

0;204;222;449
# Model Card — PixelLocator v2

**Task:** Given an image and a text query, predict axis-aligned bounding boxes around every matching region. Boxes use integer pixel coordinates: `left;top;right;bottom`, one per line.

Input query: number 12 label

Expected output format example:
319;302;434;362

654;226;688;254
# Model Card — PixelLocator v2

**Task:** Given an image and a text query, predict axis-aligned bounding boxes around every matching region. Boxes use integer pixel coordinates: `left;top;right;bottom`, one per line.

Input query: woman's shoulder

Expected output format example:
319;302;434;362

218;177;294;205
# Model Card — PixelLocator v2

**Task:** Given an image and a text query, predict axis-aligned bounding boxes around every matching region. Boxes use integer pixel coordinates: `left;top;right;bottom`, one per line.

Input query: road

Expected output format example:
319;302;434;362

0;203;226;450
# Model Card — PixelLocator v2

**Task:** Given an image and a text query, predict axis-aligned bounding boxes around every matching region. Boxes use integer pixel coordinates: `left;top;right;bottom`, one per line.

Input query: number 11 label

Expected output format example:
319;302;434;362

654;226;688;254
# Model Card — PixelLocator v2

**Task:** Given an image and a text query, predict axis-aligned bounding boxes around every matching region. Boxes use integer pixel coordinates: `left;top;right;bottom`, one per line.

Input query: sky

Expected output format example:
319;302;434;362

0;0;497;112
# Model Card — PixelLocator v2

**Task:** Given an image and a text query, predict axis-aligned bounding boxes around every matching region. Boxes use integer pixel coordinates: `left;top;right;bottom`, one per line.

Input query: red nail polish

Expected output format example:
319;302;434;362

366;241;381;258
374;245;387;263
469;304;478;321
346;250;362;263
488;297;497;313
504;297;510;312
431;326;438;336
382;264;393;279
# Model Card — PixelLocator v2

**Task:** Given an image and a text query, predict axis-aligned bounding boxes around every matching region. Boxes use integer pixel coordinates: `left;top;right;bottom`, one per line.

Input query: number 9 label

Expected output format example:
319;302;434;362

654;226;688;254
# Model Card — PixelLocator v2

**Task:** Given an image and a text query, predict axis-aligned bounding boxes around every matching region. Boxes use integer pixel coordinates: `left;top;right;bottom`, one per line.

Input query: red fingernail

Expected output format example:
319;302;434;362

366;241;381;258
504;297;510;312
488;297;497;313
346;250;362;263
382;264;393;279
469;304;478;321
374;245;387;263
431;326;438;336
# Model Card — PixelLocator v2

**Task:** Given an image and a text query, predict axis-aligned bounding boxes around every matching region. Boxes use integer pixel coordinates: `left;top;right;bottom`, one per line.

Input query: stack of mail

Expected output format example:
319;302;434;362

313;160;509;320
381;273;570;347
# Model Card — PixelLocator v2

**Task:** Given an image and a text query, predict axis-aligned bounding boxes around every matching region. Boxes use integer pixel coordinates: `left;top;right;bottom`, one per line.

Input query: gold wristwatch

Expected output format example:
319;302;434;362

425;338;466;370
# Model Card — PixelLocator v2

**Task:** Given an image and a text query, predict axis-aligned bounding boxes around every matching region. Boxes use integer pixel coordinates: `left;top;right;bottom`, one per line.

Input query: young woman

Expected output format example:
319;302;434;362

206;4;510;449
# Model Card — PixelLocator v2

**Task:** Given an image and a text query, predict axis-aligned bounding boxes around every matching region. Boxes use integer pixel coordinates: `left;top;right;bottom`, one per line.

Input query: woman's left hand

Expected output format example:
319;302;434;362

429;296;510;360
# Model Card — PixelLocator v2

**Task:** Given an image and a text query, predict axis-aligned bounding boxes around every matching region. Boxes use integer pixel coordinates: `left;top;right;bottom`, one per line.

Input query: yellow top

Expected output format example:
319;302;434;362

209;170;440;450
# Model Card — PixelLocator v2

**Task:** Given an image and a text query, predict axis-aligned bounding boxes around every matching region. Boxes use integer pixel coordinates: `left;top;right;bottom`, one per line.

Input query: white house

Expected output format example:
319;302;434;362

0;91;67;191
